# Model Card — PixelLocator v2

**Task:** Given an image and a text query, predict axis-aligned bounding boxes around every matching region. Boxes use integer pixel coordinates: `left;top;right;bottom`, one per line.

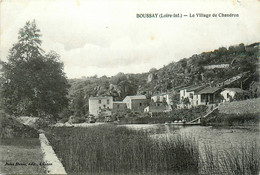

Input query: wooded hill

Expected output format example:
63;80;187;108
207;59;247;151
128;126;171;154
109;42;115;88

68;42;259;116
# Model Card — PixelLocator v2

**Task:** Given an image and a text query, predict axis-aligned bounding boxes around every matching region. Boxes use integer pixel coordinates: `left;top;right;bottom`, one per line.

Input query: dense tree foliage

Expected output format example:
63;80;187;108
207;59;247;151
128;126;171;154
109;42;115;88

1;20;70;119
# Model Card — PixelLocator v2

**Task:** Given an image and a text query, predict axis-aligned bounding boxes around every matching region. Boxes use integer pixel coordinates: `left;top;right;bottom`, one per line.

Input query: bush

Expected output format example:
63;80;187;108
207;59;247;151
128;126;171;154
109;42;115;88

34;115;55;129
0;110;38;138
68;115;86;123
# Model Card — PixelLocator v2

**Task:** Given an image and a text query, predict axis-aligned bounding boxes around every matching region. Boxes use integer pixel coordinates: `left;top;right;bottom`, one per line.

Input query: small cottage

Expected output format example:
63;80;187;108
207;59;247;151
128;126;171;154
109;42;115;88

221;88;246;102
123;95;148;112
112;101;127;113
178;85;205;108
197;87;222;105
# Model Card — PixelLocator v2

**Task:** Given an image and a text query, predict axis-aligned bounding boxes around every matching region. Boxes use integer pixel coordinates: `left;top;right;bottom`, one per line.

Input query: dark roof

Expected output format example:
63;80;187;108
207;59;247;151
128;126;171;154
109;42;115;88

197;87;221;94
124;95;146;100
173;85;189;91
180;85;206;92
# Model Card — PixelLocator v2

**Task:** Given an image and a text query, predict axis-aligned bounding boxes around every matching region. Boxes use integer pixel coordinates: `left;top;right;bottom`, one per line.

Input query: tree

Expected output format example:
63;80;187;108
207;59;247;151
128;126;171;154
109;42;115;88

149;67;157;73
73;90;87;117
110;73;138;99
233;93;245;101
1;20;70;120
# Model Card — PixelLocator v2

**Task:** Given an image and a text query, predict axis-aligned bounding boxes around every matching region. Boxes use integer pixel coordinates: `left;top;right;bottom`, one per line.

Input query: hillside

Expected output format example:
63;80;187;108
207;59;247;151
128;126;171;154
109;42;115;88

67;42;259;117
219;98;260;115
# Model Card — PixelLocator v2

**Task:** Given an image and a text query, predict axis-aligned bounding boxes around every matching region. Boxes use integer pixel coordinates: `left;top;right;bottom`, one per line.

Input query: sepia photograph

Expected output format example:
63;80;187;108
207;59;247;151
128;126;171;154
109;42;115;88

0;0;259;174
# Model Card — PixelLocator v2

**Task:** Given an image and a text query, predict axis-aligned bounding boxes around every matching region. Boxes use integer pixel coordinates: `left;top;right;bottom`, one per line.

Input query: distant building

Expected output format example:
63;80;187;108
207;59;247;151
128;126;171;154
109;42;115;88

221;88;246;102
197;87;222;105
178;85;205;108
144;105;171;113
89;96;113;117
203;64;229;70
112;101;127;113
151;93;172;105
123;95;148;112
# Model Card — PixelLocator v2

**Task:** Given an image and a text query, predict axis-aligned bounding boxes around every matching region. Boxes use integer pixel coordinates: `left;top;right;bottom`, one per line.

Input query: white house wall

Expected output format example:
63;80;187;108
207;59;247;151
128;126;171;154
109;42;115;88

89;97;113;117
221;90;236;102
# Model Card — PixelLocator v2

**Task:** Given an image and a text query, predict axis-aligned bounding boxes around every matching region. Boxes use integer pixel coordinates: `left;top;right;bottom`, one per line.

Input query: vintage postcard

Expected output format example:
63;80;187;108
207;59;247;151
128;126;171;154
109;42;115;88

0;0;259;174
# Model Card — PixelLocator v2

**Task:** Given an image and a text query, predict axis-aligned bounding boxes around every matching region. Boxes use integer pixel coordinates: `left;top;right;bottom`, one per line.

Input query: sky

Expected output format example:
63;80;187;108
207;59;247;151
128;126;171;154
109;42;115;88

1;0;260;79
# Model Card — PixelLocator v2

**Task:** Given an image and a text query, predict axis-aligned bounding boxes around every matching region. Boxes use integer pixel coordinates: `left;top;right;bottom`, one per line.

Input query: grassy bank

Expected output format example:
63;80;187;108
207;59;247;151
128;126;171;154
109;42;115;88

202;112;260;126
0;110;45;174
0;110;39;138
46;125;200;174
0;138;45;174
218;98;260;115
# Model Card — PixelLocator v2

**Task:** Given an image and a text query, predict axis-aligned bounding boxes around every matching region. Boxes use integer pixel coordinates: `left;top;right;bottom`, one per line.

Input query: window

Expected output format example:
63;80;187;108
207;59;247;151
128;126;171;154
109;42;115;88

99;100;101;104
99;107;101;110
227;93;230;98
103;105;106;108
190;93;193;99
107;99;109;104
117;104;120;108
140;103;142;106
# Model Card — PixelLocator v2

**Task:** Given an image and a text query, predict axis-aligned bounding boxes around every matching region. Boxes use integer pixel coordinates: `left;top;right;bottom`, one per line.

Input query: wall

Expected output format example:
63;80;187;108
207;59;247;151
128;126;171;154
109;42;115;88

203;64;229;69
180;90;198;107
149;105;169;112
112;102;127;113
131;99;148;112
151;94;171;105
219;98;260;114
39;133;67;174
221;90;236;102
123;97;132;109
89;97;113;117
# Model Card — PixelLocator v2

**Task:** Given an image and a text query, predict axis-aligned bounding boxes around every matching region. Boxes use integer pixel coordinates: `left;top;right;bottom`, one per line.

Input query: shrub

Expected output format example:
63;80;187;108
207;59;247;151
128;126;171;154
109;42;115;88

0;110;38;138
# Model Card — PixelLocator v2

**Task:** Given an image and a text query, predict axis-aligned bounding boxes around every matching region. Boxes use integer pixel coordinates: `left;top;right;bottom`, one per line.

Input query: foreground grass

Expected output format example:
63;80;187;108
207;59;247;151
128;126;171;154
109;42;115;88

0;138;45;174
46;125;260;175
200;141;260;175
47;125;200;174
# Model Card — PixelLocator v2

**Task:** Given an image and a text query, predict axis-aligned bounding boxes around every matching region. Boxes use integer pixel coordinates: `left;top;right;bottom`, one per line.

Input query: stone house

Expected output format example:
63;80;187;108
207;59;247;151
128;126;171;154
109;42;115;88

89;96;113;117
123;95;148;112
151;93;172;105
112;101;127;113
178;85;205;108
220;88;246;102
144;105;171;113
197;87;222;105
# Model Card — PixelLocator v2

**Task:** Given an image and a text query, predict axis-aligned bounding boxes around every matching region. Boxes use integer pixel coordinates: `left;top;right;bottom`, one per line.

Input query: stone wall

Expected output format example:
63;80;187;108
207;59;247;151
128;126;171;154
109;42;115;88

39;133;67;174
